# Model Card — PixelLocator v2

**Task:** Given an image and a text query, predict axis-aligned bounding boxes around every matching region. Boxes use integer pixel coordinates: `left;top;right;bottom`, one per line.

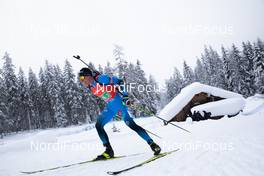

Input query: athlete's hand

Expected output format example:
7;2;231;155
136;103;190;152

122;96;131;106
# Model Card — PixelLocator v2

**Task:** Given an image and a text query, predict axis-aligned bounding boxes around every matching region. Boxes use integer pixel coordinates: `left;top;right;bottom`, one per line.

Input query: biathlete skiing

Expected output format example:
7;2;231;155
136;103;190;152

78;67;161;160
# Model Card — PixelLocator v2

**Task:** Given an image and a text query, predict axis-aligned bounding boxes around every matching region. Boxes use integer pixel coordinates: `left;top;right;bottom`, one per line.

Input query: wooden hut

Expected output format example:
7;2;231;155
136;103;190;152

159;82;245;122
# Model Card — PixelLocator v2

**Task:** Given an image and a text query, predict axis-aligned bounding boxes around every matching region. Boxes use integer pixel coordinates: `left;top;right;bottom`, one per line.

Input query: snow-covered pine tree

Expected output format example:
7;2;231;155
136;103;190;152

228;44;241;93
221;46;231;91
98;64;104;74
113;44;128;78
53;96;67;127
124;62;136;92
201;46;224;87
194;58;206;84
201;46;214;85
183;60;195;87
209;47;224;88
146;75;160;114
0;68;8;136
17;68;31;131
53;64;68;127
42;61;57;127
77;80;90;122
133;60;152;116
165;67;183;103
104;61;114;76
253;39;264;94
124;60;157;116
63;60;82;125
28;68;40;129
235;46;248;95
51;64;67;127
240;41;256;96
2;52;20;132
38;67;50;128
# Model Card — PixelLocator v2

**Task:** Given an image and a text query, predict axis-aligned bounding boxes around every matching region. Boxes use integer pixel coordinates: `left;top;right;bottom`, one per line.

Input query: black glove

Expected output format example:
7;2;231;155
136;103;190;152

122;96;131;106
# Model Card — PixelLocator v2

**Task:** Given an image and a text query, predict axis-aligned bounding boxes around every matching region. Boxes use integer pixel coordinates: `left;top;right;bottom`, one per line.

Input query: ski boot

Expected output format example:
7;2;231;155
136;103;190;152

95;143;114;160
148;141;161;155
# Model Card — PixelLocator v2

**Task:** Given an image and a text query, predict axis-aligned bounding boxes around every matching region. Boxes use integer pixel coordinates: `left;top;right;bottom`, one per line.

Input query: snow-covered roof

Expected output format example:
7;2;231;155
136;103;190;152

159;82;244;121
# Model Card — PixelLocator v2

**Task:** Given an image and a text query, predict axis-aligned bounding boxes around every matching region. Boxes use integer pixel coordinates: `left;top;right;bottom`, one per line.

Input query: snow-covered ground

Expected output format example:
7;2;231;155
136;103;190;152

1;95;264;176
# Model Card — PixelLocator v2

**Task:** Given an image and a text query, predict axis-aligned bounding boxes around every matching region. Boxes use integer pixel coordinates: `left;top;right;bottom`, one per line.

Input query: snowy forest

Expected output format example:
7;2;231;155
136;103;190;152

0;39;264;135
0;45;160;136
165;38;264;103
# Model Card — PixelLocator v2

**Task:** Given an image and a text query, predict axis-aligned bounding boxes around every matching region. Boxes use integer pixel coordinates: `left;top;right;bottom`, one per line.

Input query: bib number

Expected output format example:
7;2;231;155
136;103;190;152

101;92;111;101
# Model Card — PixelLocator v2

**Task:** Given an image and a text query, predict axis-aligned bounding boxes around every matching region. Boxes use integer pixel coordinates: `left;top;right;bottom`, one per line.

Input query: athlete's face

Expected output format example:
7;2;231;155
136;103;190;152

80;76;94;87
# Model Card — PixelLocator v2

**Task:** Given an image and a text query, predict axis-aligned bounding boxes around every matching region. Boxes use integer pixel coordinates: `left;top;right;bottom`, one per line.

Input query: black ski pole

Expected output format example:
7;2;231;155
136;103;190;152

73;55;90;67
153;114;191;133
144;129;162;139
114;115;162;139
131;104;191;134
73;55;102;76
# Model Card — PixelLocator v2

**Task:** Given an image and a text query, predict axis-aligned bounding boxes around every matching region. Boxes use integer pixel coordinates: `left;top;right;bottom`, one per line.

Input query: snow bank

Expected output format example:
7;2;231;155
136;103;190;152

242;94;264;115
159;82;244;121
1;104;264;176
191;97;245;117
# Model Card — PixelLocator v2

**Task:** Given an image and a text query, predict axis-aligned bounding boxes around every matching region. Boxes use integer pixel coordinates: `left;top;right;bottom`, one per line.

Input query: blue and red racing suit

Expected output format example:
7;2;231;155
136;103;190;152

90;74;153;145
